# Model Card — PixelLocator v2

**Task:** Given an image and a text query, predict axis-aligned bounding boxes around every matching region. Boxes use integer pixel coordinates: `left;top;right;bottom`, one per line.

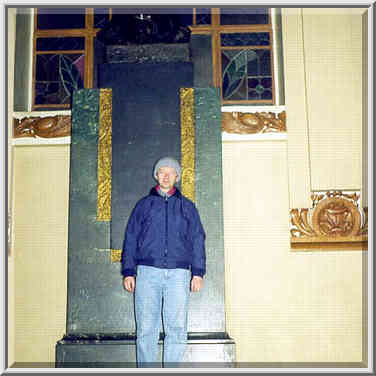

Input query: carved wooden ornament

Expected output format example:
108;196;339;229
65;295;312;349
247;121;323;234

13;115;71;138
290;191;367;250
222;111;286;134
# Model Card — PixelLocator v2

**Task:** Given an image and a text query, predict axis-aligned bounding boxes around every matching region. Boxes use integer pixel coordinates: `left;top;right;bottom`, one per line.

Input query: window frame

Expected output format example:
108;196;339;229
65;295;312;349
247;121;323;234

191;7;276;105
31;7;278;109
32;8;103;110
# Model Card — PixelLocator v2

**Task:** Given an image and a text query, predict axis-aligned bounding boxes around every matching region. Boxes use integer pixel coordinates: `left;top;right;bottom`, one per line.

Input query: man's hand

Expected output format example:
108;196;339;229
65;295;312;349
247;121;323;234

123;276;135;293
191;276;203;292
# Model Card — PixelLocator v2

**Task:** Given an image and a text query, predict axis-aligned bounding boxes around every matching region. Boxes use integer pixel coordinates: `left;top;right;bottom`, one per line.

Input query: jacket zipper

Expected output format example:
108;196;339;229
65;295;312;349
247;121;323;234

164;196;168;263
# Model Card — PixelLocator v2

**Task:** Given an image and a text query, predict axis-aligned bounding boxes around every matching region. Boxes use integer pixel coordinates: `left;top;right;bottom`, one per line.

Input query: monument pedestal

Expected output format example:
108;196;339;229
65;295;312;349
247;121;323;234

56;333;235;368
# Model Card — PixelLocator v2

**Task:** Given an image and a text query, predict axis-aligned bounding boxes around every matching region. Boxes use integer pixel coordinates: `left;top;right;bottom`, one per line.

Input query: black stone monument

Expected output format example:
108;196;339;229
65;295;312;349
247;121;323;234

56;41;235;367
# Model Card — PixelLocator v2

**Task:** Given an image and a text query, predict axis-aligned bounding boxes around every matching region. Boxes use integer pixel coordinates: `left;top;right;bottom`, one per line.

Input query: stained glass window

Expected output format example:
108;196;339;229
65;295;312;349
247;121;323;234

94;8;111;28
221;33;270;47
33;8;91;109
220;8;269;25
31;7;279;108
195;8;211;25
34;53;85;105
37;8;86;29
219;11;275;103
36;37;85;51
189;7;278;103
222;49;272;101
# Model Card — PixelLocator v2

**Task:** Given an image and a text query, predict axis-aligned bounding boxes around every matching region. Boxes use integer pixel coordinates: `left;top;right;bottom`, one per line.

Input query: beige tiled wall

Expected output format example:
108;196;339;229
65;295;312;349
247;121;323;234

222;140;364;362
13;146;70;364
283;8;366;203
281;8;312;209
220;8;366;363
302;9;363;191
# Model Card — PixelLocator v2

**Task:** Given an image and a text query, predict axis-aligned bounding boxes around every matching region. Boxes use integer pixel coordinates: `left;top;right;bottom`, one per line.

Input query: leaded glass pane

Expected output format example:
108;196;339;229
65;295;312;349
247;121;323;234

220;8;269;25
37;8;86;29
261;89;273;100
222;48;272;101
247;49;271;75
195;8;211;25
94;8;110;28
36;37;85;51
222;50;246;100
221;32;270;47
35;53;84;105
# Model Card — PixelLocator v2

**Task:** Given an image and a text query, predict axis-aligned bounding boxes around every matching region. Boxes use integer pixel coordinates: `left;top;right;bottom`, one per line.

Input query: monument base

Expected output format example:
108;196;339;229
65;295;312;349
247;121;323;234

56;332;235;368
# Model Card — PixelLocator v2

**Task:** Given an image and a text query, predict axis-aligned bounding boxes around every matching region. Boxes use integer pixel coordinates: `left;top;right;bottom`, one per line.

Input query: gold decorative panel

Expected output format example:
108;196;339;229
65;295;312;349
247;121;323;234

180;88;195;202
97;89;112;221
110;249;122;263
222;111;286;134
290;191;367;250
13;115;71;138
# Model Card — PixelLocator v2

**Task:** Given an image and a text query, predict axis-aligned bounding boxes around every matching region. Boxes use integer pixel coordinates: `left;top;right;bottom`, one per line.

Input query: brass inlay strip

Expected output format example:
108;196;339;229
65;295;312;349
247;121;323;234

180;88;195;202
97;88;112;221
110;249;122;263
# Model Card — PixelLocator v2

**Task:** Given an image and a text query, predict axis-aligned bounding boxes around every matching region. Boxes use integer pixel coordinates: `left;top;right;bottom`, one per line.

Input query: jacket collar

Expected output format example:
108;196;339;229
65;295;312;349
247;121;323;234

150;185;181;198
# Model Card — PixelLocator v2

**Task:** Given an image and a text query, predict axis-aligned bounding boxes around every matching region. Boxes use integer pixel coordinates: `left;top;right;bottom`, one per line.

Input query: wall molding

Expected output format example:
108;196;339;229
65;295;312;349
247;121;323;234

290;191;368;250
222;110;286;134
13;114;71;139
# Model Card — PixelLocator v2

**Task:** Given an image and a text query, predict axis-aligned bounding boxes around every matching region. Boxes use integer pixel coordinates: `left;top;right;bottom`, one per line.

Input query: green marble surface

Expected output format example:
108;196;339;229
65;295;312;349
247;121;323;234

188;87;226;332
66;87;227;334
67;89;132;334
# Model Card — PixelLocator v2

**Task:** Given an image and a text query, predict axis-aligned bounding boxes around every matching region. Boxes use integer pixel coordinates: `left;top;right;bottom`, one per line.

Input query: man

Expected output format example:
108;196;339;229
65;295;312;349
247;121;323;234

121;156;206;367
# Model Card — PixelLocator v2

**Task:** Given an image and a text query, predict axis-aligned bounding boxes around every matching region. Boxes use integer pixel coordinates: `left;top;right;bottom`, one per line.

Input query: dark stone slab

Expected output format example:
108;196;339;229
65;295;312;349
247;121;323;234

187;88;227;332
14;9;32;111
66;89;122;334
56;333;235;367
190;34;214;87
106;43;190;64
98;62;193;252
96;13;191;46
93;39;106;89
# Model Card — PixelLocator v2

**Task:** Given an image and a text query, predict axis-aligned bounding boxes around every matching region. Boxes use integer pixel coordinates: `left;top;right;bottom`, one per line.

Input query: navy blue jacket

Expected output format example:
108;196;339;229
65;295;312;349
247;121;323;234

121;187;206;278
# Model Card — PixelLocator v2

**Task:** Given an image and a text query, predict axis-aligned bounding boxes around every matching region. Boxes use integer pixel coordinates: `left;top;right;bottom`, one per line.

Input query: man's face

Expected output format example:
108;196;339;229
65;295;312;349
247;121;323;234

157;166;178;192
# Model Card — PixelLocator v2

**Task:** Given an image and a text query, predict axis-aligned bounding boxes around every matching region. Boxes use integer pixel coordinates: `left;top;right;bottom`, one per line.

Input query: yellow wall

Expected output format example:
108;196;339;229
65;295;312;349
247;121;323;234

221;8;366;363
12;146;70;365
302;9;363;191
222;140;364;362
283;8;366;207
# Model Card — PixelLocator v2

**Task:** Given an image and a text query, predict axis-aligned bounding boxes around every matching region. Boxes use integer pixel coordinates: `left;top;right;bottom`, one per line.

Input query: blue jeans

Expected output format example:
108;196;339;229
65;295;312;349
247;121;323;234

135;265;190;367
